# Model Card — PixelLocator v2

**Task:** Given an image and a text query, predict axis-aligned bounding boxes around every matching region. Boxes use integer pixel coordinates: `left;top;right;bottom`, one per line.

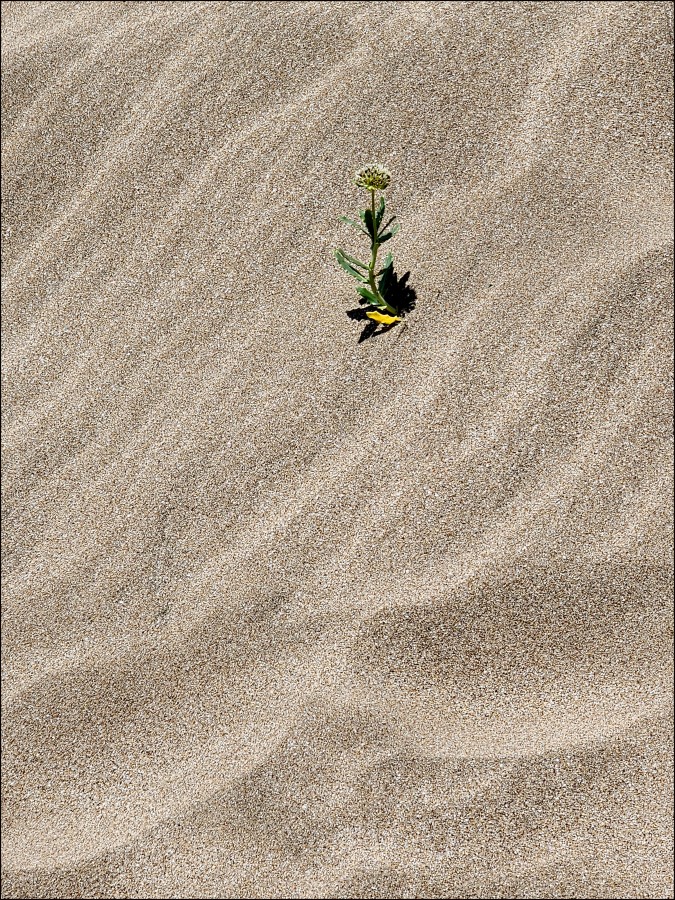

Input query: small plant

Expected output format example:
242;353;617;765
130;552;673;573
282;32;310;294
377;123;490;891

335;163;402;325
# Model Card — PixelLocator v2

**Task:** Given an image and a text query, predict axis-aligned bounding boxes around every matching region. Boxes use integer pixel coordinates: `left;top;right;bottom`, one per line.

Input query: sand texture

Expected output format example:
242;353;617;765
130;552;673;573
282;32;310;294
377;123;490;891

1;1;674;898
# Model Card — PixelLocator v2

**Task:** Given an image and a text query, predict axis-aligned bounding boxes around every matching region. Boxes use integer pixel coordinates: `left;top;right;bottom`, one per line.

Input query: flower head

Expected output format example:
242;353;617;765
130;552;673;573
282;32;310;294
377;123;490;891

354;163;391;192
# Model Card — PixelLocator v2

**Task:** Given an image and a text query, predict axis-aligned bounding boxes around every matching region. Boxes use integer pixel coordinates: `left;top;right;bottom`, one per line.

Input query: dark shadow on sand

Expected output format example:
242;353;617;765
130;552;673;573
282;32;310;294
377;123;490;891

346;270;417;343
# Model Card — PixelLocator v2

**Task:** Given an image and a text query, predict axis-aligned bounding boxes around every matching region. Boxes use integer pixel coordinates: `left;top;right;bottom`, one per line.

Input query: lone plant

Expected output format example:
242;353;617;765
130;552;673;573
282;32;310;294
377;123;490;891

335;163;402;325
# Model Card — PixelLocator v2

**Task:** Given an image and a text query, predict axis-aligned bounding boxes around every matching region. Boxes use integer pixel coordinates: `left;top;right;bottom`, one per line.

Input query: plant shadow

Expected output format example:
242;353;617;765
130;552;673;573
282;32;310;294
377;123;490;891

346;270;417;343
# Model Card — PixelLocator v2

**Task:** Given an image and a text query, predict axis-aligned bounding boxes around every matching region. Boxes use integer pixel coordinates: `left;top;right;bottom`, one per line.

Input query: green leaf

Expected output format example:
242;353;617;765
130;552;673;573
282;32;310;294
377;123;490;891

335;250;367;281
378;223;400;244
339;215;369;235
356;285;386;307
360;208;376;241
376;252;393;276
375;196;386;230
339;249;369;271
377;216;397;237
378;258;394;296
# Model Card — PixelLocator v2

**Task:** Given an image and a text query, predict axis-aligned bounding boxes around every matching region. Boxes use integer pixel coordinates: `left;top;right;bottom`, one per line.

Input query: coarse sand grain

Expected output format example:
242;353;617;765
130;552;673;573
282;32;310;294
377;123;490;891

1;2;673;898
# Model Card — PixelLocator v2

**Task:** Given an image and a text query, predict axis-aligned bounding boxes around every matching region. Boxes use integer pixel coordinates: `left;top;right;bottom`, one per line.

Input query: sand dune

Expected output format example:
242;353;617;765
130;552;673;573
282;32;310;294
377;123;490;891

1;2;673;897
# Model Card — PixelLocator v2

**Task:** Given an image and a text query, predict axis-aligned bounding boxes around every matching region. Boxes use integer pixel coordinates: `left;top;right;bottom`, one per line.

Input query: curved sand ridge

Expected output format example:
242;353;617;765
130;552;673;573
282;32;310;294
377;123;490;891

1;2;673;898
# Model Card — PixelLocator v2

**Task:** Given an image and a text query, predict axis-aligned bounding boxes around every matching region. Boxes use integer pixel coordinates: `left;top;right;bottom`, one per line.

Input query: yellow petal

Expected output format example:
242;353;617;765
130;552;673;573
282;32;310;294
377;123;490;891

366;311;401;325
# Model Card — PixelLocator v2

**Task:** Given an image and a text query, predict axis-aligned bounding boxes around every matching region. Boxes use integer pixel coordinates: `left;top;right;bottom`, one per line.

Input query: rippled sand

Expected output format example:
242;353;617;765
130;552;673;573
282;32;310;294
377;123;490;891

2;2;673;897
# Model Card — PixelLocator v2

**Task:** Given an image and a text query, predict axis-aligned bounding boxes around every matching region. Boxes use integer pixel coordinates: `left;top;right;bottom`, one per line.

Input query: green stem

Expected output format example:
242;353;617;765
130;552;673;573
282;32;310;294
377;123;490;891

368;190;397;315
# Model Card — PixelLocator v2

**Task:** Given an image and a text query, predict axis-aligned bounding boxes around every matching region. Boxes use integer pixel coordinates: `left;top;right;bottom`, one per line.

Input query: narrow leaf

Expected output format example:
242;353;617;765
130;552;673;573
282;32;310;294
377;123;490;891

340;215;369;235
356;285;386;307
378;273;392;297
335;250;367;281
366;311;401;325
375;196;386;230
378;223;401;244
377;216;397;237
339;249;369;271
361;208;376;241
376;252;393;276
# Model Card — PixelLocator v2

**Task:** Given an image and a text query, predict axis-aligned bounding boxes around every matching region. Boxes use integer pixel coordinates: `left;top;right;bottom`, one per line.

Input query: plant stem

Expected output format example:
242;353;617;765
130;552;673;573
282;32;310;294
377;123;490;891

368;189;397;316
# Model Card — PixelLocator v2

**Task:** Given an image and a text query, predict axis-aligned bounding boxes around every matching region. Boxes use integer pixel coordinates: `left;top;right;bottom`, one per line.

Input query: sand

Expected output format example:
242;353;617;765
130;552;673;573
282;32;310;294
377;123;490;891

1;1;673;897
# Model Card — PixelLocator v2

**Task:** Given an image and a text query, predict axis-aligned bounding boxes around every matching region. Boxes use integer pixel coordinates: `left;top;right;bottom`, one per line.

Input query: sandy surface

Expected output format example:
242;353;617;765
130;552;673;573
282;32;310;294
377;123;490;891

1;2;673;898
